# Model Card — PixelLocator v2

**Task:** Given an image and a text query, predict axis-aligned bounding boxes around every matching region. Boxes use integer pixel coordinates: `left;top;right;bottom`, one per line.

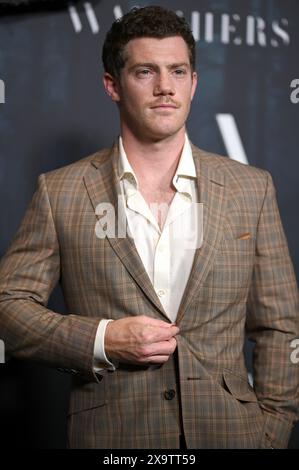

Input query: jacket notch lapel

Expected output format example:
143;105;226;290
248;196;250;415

176;147;227;323
83;144;168;319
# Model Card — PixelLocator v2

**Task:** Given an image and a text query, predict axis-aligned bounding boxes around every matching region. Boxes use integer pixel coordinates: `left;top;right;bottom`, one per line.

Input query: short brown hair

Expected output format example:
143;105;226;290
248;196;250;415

102;6;196;78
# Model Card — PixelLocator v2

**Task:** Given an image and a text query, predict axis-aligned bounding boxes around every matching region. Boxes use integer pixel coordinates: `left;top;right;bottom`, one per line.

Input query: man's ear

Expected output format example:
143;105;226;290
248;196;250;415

191;71;198;101
103;73;121;102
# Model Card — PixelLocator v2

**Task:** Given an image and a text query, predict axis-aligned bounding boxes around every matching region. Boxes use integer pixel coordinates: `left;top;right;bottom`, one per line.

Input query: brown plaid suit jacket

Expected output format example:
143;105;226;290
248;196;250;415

0;143;298;448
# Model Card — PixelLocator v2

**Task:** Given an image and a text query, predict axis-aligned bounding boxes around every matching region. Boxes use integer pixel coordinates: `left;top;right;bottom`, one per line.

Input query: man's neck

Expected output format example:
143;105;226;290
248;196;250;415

120;128;186;192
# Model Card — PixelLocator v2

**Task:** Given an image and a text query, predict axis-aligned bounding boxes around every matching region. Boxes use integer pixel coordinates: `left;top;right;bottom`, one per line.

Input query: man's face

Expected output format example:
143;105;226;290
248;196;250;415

104;36;197;142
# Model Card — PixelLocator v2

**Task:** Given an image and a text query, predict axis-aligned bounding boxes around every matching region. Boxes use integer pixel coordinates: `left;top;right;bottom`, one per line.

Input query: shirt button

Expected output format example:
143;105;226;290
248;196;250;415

164;389;176;400
157;289;165;297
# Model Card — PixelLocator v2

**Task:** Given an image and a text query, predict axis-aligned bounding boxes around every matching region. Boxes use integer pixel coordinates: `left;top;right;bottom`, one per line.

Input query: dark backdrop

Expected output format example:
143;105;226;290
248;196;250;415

0;0;298;448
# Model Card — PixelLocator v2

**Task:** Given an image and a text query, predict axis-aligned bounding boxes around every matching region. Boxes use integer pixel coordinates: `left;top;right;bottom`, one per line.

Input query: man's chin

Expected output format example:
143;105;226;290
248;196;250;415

141;125;184;143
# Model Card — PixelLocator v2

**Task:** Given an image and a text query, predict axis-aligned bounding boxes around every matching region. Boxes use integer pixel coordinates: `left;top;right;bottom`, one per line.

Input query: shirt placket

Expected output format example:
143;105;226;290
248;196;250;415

153;227;171;319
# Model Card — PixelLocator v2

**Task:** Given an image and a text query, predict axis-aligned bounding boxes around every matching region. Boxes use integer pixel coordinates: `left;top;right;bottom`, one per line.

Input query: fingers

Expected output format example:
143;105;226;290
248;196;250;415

104;315;179;365
137;316;179;343
143;325;179;344
146;355;171;364
140;337;177;357
141;316;177;328
134;319;178;364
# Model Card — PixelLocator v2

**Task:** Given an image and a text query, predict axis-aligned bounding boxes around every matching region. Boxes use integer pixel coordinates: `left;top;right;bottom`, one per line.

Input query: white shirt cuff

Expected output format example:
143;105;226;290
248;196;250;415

93;319;117;372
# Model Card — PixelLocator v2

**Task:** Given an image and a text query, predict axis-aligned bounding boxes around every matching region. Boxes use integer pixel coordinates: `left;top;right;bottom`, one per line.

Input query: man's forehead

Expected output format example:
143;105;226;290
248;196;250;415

123;36;190;63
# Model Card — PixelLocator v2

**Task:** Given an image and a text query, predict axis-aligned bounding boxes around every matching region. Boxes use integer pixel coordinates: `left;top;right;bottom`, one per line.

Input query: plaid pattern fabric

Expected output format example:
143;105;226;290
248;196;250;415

0;143;298;448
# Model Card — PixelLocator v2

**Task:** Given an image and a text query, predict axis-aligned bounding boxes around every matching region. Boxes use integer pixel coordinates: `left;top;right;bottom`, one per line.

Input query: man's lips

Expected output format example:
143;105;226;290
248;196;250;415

150;103;179;109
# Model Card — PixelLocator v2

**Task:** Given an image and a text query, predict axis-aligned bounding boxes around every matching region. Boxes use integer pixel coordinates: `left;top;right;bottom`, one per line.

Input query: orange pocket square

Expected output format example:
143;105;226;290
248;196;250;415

237;232;251;240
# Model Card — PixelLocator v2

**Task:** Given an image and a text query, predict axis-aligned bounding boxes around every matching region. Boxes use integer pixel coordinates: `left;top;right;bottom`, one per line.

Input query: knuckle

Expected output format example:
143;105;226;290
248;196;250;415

146;332;155;343
140;330;151;343
138;344;150;357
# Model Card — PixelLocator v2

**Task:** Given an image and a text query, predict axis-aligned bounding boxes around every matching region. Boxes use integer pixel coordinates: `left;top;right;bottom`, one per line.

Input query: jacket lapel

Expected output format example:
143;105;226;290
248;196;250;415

83;143;167;319
176;145;227;323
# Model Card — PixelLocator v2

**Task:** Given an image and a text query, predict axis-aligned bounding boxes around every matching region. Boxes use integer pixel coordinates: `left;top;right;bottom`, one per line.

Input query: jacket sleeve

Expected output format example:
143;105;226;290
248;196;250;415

246;171;299;448
0;174;101;382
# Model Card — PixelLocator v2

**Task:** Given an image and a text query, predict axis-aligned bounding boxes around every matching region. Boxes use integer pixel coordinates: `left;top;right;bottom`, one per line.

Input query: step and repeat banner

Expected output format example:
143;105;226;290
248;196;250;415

0;0;298;448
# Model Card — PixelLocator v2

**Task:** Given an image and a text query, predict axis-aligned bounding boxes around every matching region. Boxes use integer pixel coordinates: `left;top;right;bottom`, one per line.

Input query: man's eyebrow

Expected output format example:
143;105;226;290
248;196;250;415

128;62;190;71
128;63;156;71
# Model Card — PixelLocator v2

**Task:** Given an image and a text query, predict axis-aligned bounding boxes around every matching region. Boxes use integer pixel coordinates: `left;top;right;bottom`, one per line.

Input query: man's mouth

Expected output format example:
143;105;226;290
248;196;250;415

150;103;179;109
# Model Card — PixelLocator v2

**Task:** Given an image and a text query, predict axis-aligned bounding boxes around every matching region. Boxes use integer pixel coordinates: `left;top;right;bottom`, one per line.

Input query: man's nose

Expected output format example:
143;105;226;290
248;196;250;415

153;72;175;96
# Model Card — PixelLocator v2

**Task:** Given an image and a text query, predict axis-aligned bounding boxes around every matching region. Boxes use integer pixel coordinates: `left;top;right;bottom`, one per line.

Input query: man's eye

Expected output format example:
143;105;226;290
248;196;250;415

174;69;186;75
137;69;151;76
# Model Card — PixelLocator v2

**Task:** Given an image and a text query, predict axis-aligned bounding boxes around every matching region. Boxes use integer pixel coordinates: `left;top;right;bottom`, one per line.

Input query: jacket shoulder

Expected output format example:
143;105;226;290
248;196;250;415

192;145;271;191
42;147;111;189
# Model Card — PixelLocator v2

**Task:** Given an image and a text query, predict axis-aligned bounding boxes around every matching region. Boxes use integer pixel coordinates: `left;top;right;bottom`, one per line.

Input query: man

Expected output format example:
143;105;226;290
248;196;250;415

0;6;298;449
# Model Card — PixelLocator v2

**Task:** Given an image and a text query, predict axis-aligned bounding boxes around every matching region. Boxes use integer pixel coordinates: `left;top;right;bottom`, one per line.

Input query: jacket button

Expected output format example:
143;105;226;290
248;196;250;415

164;389;176;400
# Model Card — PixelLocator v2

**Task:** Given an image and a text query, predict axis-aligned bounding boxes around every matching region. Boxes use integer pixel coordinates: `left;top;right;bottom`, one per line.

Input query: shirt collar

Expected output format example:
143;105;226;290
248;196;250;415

118;136;139;189
117;133;197;196
171;134;196;196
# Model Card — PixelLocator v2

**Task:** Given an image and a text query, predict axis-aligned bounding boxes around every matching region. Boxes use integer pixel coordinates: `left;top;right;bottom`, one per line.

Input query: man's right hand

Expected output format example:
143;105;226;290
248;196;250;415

104;315;179;366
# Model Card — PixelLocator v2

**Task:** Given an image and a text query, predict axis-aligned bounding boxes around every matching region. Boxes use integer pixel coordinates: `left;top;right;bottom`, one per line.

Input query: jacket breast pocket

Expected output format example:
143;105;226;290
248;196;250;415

221;237;256;255
212;238;256;295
